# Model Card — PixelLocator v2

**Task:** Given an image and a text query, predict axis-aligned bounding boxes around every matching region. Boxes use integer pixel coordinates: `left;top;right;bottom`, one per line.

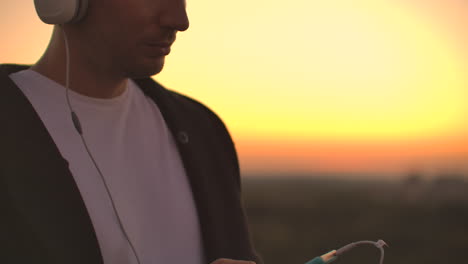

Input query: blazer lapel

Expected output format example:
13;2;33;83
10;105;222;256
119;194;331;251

0;65;104;264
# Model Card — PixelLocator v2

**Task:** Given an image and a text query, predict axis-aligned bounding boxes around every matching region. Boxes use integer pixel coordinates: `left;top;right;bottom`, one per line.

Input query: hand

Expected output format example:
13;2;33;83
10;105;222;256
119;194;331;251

210;258;256;264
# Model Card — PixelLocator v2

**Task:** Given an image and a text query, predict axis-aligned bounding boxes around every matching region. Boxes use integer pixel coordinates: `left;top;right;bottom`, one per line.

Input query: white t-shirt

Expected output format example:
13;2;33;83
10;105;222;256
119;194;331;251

9;69;205;264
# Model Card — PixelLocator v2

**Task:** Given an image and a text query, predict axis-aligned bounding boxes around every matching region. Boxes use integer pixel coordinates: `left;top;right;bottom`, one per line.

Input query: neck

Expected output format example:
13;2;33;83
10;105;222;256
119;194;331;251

31;28;128;99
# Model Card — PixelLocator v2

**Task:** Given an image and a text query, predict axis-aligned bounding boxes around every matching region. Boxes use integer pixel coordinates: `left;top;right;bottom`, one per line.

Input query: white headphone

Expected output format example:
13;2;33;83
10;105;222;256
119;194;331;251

34;0;89;24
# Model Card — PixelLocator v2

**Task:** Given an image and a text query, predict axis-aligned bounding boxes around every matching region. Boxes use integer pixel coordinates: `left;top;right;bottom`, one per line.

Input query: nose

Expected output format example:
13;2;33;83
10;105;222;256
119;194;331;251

160;0;190;32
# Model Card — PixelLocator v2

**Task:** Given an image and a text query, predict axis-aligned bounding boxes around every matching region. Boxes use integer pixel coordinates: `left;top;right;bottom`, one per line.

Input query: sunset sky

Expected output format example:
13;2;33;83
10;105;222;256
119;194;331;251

1;0;467;179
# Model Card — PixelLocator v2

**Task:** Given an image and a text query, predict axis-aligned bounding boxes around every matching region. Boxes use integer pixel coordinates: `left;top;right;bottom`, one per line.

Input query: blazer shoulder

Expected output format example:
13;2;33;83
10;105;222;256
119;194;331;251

168;89;228;129
135;77;230;134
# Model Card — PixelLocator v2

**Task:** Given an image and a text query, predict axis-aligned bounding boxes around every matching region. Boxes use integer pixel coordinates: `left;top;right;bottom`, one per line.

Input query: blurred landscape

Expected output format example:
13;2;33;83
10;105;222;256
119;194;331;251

242;173;468;264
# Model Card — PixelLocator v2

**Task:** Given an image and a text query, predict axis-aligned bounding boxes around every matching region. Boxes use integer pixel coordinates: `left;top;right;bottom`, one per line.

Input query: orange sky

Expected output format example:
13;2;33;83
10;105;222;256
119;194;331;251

237;133;468;176
1;0;467;179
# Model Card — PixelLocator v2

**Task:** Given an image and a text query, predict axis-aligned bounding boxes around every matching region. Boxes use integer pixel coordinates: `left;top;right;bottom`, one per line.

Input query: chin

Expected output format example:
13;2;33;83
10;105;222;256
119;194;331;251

125;57;166;79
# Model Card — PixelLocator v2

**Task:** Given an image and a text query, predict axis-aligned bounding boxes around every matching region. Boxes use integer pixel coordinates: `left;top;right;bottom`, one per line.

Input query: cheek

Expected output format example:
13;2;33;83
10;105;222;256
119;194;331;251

92;0;152;30
83;0;163;59
89;0;164;35
111;0;157;22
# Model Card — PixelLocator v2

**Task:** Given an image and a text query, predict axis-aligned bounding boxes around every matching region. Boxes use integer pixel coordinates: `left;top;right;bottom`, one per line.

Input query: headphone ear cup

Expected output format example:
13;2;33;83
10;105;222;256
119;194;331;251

70;0;89;23
34;0;87;24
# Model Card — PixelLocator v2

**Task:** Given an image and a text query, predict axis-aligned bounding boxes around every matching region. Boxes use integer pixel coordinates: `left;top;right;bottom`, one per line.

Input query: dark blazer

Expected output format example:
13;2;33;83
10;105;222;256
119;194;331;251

0;64;261;264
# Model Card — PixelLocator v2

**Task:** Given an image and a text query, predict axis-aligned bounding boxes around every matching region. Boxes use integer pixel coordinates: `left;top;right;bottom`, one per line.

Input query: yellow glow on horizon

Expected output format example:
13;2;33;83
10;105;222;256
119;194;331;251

158;0;467;142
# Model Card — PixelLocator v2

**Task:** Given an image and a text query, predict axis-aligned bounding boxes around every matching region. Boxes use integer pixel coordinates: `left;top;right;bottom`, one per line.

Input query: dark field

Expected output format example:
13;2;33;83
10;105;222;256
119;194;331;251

242;176;468;264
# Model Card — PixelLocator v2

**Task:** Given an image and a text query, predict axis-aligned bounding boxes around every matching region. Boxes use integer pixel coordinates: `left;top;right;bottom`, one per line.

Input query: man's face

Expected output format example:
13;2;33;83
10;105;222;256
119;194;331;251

76;0;189;78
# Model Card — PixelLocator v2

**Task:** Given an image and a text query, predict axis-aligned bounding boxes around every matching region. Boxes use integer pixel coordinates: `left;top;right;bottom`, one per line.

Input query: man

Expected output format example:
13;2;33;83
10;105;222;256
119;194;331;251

0;0;261;264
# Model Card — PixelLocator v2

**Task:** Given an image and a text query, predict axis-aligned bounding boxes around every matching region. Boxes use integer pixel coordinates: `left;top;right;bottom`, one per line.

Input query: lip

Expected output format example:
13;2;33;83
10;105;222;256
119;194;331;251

147;42;173;47
144;42;172;56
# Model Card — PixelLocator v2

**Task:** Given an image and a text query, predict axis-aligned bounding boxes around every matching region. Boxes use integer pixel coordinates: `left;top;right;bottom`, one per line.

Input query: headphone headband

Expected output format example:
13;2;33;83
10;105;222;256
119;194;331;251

34;0;89;24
